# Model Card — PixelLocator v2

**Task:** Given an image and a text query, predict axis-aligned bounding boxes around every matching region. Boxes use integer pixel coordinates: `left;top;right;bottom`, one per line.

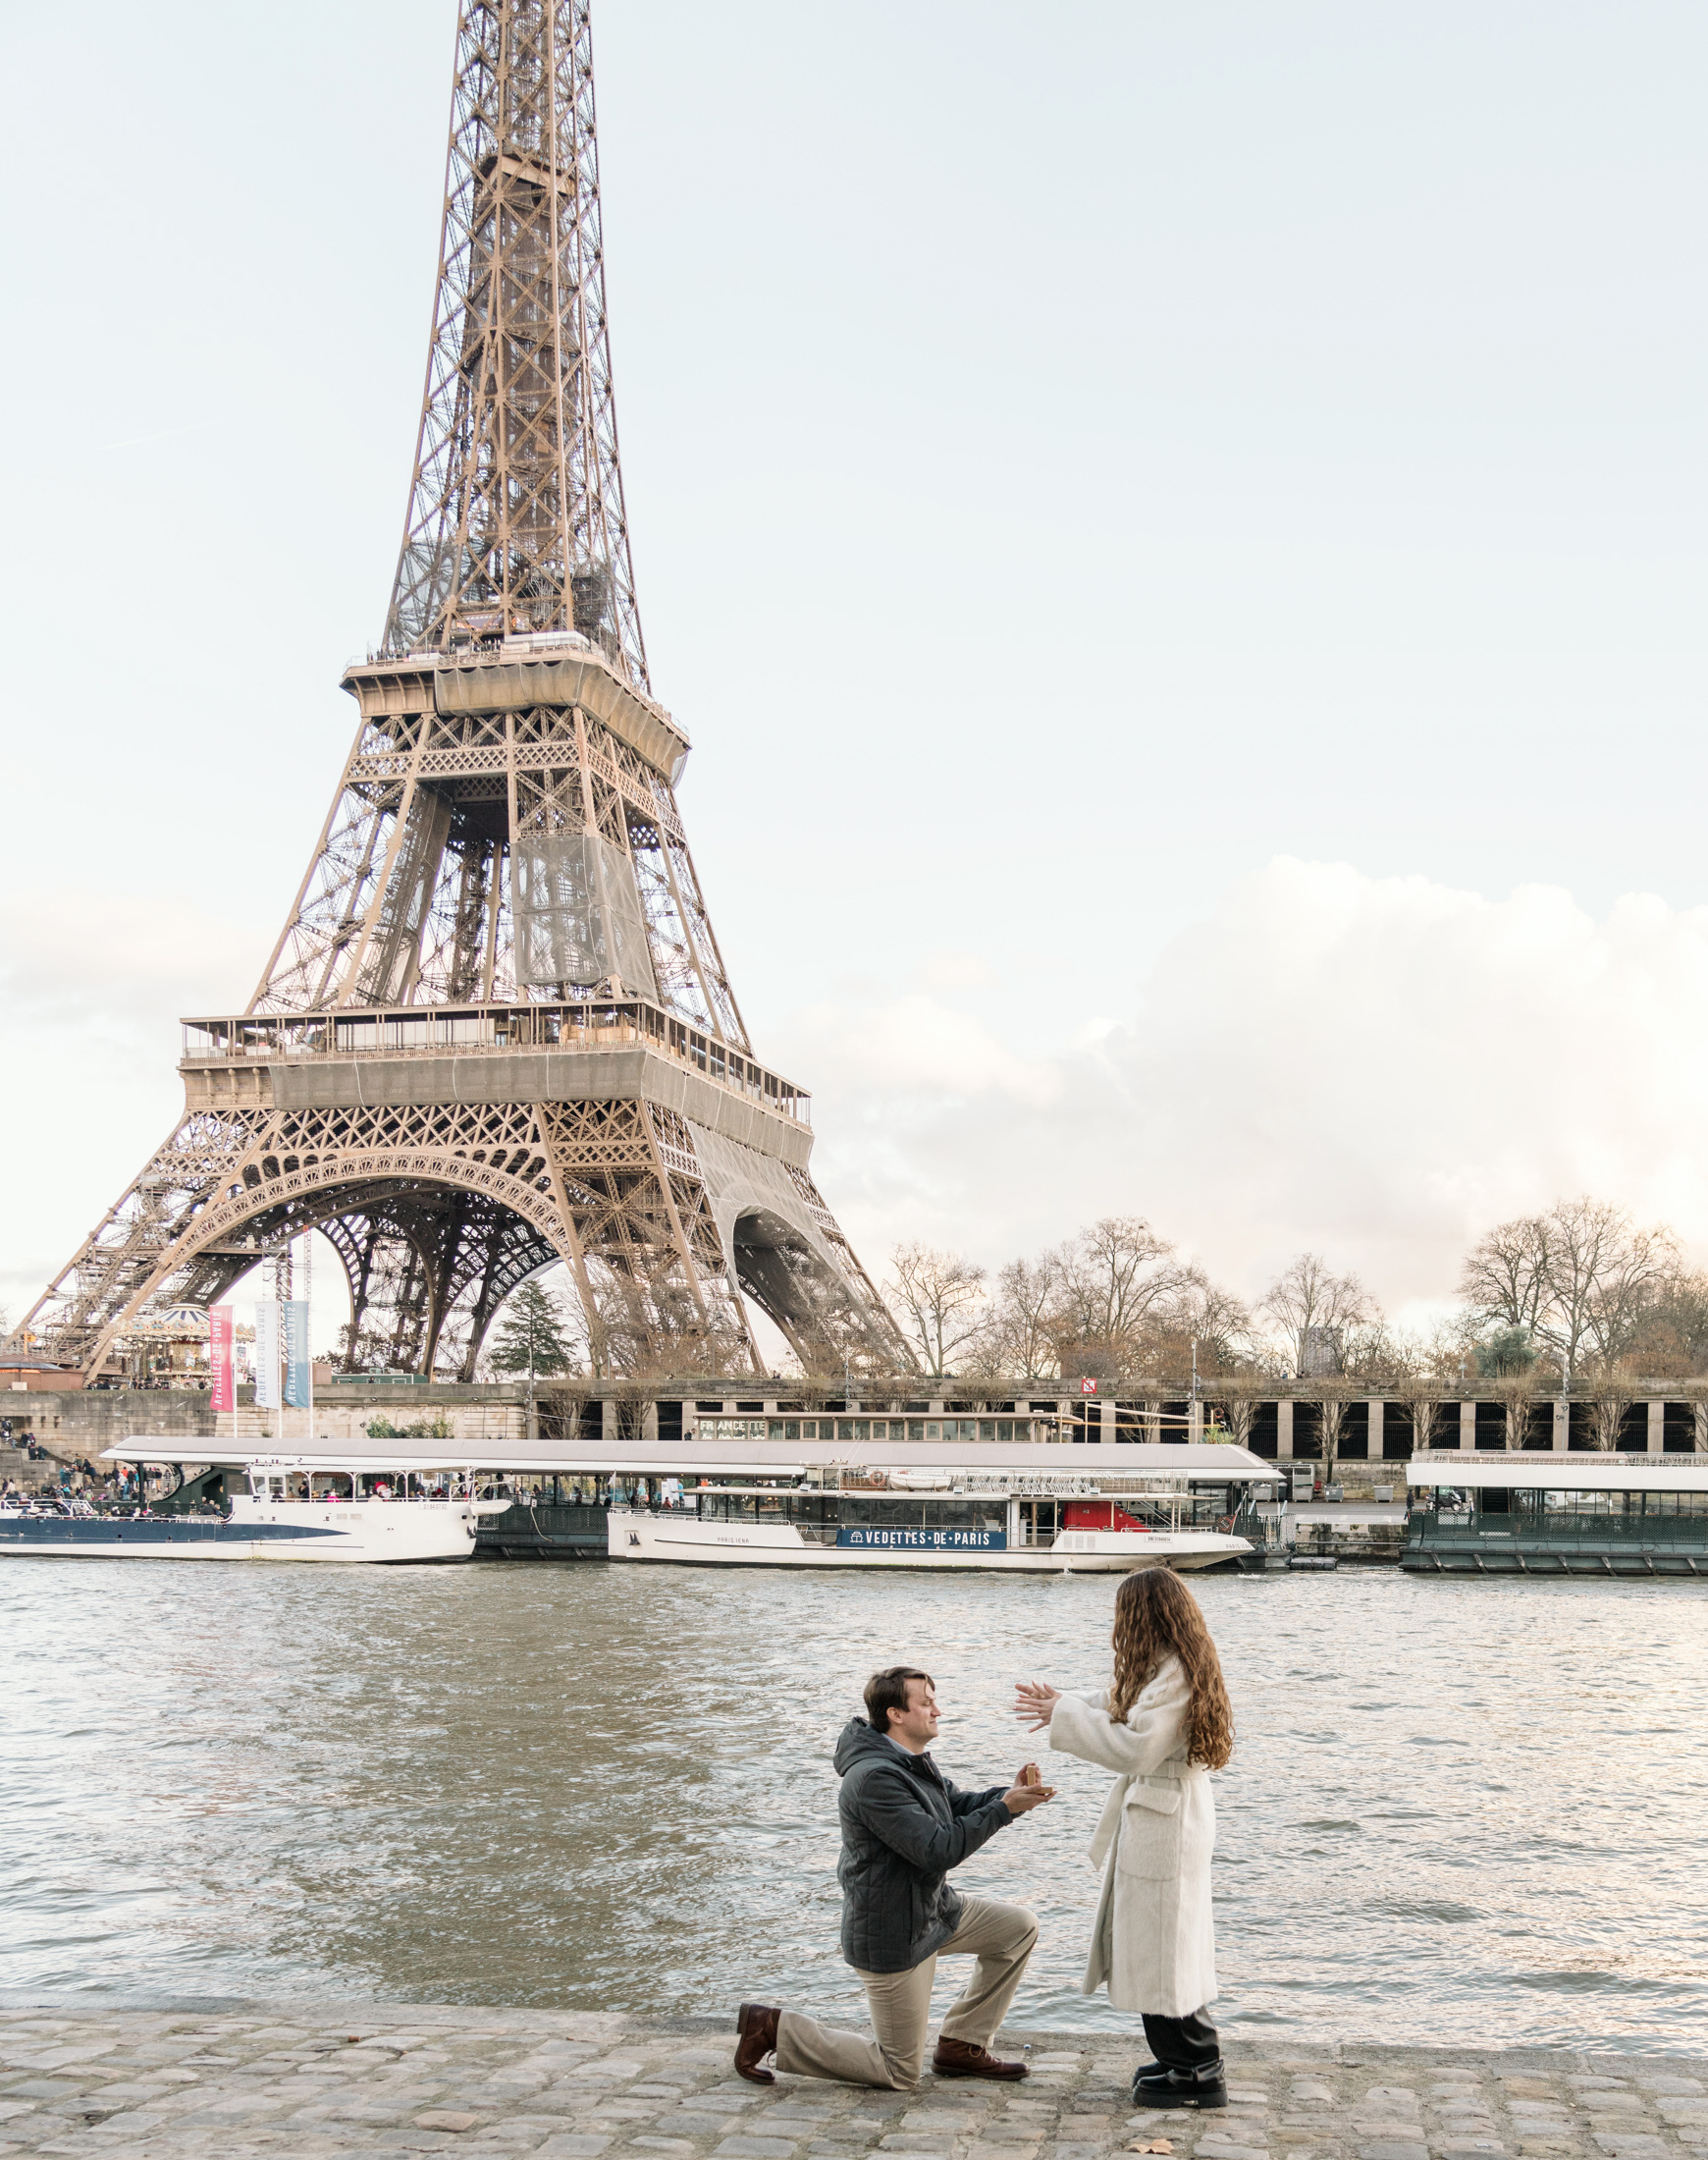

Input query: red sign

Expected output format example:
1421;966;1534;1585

1079;1377;1098;1395
209;1305;234;1414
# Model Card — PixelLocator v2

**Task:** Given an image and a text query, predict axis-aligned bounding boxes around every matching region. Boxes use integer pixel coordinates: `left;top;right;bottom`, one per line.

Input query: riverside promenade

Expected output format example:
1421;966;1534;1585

2;2006;1704;2160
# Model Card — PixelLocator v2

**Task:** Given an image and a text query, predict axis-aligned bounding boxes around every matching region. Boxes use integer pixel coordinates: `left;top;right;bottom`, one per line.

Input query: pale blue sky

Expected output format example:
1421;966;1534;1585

4;1;1708;1333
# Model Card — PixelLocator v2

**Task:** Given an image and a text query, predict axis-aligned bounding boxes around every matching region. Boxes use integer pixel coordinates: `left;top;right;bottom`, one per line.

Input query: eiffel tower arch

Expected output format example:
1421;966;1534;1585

17;0;906;1385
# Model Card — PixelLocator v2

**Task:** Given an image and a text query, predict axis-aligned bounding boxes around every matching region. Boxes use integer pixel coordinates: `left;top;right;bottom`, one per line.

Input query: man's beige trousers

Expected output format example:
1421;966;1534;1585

773;1895;1039;2090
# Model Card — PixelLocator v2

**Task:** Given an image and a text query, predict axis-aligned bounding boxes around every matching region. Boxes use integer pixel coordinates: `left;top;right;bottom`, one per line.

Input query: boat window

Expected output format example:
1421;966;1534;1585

287;1473;309;1500
925;1423;940;1442
311;1473;354;1501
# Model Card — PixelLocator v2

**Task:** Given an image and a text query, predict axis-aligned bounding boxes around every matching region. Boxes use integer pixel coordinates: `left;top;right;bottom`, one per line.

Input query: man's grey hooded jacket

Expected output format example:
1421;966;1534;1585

833;1716;1013;1973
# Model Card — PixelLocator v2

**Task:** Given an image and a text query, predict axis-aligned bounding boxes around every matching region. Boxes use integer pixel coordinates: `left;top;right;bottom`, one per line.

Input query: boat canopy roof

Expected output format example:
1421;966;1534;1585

100;1446;484;1473
102;1437;1267;1480
1408;1454;1708;1492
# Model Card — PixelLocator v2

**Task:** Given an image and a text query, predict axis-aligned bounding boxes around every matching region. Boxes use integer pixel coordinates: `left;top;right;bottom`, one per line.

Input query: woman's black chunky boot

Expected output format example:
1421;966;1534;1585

1132;2062;1227;2109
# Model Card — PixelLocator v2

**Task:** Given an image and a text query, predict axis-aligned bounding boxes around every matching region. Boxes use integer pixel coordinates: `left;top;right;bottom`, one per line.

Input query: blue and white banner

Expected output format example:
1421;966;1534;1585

253;1302;281;1411
837;1527;1005;1551
282;1301;311;1409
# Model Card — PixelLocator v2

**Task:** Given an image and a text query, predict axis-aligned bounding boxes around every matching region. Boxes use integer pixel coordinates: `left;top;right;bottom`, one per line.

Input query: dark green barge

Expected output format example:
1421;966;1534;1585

1403;1455;1708;1576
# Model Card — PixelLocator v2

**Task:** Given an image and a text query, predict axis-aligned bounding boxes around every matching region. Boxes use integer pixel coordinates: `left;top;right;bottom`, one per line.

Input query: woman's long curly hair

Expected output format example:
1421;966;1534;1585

1106;1568;1233;1770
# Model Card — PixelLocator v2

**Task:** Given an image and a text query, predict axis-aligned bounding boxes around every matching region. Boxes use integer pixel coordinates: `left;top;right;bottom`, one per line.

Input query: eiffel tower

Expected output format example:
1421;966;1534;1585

17;0;904;1384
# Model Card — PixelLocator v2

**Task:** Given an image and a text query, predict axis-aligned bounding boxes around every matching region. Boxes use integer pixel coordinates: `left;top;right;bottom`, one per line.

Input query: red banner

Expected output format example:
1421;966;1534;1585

209;1305;235;1414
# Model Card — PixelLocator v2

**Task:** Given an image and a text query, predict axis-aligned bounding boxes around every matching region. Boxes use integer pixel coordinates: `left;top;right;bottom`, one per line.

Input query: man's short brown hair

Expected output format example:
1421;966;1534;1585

865;1665;934;1733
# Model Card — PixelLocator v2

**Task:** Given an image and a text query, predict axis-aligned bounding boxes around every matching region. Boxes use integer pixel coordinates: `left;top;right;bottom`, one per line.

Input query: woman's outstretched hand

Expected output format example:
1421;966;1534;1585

1014;1680;1062;1731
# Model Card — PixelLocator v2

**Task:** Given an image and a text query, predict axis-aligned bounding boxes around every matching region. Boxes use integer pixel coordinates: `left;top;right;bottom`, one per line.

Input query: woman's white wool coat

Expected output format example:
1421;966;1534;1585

1048;1654;1217;2017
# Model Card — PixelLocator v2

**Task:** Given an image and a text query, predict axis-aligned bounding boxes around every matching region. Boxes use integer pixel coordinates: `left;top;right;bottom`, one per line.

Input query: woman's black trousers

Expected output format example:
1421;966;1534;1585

1141;2008;1222;2074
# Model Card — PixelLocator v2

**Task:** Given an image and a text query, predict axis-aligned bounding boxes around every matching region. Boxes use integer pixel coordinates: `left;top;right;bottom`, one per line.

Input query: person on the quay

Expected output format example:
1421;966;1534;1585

1015;1567;1235;2112
734;1664;1053;2089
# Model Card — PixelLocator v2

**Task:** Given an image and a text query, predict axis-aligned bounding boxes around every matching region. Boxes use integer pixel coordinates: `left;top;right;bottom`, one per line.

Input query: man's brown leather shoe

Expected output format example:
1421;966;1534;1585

734;2002;780;2085
933;2037;1028;2080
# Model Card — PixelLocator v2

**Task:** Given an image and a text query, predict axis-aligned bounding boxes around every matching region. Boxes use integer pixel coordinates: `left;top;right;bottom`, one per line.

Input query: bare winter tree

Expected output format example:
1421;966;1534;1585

1494;1368;1539;1450
1259;1254;1375;1377
1314;1385;1352;1485
979;1255;1062;1380
1048;1216;1194;1374
1627;1269;1708;1377
1589;1380;1631;1452
1459;1215;1552;1335
1545;1200;1671;1381
1215;1379;1265;1451
1154;1271;1255;1376
1387;1323;1461;1456
886;1244;988;1376
1582;1215;1681;1370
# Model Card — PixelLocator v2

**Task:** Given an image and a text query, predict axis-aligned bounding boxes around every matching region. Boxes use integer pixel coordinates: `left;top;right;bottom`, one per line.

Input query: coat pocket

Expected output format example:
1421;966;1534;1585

1115;1780;1182;1880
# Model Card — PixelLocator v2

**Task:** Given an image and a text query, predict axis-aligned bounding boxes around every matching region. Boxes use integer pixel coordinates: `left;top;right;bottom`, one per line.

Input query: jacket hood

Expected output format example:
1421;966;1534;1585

834;1715;906;1775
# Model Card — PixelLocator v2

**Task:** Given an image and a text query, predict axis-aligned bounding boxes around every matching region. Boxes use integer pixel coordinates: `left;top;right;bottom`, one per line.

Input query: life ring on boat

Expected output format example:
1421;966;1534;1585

1217;1514;1237;1534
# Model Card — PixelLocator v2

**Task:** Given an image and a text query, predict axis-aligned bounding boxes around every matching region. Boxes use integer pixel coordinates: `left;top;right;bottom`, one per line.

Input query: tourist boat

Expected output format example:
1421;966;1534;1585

0;1446;508;1564
1402;1453;1708;1575
599;1439;1261;1572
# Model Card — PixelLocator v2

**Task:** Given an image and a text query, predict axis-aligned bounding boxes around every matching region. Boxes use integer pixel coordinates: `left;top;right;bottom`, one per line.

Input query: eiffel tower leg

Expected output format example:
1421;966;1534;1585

538;1100;763;1376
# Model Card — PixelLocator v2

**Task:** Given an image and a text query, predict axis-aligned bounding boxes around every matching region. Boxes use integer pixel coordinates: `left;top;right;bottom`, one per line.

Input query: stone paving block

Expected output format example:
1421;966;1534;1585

418;2115;483;2133
1359;2142;1429;2160
1196;2140;1271;2160
716;2141;801;2159
1590;2143;1668;2159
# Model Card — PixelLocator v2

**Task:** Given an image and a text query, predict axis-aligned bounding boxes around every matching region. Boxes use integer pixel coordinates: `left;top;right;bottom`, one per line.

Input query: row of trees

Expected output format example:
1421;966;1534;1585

442;1192;1708;1395
881;1197;1708;1390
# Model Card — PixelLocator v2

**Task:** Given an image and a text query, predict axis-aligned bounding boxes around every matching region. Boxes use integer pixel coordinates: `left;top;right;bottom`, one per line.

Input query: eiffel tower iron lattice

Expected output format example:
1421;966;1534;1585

17;0;906;1386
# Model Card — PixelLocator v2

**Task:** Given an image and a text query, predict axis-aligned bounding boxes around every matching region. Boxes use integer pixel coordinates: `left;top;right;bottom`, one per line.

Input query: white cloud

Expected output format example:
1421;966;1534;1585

780;858;1708;1314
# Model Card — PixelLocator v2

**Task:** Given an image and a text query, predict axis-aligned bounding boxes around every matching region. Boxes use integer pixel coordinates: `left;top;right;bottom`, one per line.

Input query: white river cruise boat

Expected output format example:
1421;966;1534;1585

598;1439;1262;1573
0;1446;508;1564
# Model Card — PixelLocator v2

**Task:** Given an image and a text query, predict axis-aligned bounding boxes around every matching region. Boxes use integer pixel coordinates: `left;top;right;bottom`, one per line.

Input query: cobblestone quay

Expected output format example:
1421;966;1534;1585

3;2006;1706;2160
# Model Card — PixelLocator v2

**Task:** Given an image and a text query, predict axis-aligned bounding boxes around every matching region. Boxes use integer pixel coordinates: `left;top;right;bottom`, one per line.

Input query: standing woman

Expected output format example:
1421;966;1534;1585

1016;1568;1234;2109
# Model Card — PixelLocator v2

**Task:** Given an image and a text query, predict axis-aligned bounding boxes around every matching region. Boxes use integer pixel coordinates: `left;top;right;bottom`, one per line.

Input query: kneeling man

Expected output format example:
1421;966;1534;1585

736;1665;1051;2089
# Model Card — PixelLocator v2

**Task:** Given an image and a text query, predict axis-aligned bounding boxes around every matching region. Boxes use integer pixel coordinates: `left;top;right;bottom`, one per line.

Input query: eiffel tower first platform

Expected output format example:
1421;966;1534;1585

17;0;905;1384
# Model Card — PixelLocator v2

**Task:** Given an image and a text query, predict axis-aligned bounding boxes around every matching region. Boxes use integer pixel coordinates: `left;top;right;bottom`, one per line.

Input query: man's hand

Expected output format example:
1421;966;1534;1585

1014;1681;1062;1731
1003;1763;1054;1813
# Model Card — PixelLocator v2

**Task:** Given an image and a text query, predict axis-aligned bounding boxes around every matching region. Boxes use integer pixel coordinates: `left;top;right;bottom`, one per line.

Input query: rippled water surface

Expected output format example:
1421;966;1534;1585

3;1560;1707;2048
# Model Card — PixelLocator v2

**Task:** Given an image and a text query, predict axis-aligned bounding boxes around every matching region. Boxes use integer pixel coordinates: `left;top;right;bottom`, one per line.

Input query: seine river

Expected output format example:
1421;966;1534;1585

3;1560;1706;2049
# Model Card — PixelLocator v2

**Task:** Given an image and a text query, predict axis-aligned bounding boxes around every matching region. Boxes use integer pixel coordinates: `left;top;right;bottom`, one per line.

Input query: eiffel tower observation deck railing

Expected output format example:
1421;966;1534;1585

180;1000;812;1123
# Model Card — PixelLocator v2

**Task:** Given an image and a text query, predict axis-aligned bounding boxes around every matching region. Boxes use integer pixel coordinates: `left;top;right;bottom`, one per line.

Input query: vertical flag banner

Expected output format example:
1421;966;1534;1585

283;1301;311;1409
209;1306;235;1414
254;1302;281;1411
